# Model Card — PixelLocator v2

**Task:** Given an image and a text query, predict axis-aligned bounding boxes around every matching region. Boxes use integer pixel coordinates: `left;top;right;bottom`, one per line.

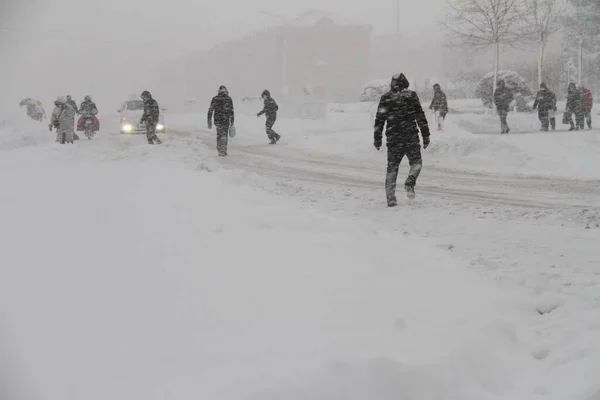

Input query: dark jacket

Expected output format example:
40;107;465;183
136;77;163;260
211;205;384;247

258;95;279;118
374;73;430;146
67;99;79;114
79;100;98;115
429;88;448;115
141;98;160;124
581;86;593;110
493;84;513;112
208;92;235;127
532;87;556;118
566;84;583;115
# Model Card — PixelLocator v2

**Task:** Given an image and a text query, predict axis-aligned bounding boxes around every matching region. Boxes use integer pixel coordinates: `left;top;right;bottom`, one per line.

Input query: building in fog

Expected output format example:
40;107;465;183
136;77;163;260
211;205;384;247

192;11;372;103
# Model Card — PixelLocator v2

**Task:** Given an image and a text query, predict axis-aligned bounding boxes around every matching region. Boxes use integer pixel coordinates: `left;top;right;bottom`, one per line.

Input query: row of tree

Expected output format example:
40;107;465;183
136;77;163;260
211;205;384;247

442;0;600;97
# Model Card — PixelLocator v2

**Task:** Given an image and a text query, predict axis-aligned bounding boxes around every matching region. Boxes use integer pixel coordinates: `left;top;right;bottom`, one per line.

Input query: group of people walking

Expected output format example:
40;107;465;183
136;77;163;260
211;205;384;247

207;86;281;157
49;95;99;144
494;80;594;134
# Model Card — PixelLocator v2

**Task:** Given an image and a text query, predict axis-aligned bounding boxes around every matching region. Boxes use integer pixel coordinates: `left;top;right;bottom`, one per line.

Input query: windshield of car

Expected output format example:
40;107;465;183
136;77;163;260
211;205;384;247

125;100;144;110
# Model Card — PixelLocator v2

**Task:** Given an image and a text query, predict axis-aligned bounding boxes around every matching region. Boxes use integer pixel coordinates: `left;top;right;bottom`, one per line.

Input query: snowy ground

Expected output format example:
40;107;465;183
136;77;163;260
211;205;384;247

1;107;599;400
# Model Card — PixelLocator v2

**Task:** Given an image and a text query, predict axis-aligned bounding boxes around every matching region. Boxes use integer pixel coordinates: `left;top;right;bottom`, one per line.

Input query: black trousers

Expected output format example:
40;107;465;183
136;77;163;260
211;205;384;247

145;121;162;144
216;124;229;155
385;144;423;201
266;116;280;141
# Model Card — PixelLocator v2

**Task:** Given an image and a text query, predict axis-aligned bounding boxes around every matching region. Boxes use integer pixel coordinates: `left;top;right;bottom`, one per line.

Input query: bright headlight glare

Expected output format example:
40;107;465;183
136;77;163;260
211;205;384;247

122;124;133;132
156;123;164;130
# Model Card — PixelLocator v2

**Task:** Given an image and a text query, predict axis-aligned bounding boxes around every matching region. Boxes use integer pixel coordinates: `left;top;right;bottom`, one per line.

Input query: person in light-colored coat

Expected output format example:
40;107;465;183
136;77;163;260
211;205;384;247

51;96;76;144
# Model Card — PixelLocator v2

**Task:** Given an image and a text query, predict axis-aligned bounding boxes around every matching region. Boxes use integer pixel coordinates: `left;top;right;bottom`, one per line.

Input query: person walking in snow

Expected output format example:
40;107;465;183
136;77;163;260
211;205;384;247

257;89;281;144
140;90;162;145
580;84;593;129
207;85;235;156
428;83;448;131
493;80;513;134
373;73;430;207
565;83;584;131
50;96;76;144
66;95;80;140
532;83;557;132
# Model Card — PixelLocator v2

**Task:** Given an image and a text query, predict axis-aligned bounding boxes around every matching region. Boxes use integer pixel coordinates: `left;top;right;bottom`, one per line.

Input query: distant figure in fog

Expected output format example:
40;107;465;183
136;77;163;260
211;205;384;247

579;84;593;129
429;83;448;131
51;96;76;144
257;89;281;144
66;95;80;140
493;80;513;134
140;90;162;145
566;83;584;131
207;85;235;156
532;83;557;132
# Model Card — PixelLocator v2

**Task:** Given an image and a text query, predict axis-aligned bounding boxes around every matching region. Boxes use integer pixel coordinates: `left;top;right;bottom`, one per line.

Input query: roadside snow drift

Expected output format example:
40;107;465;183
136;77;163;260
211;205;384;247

166;101;600;181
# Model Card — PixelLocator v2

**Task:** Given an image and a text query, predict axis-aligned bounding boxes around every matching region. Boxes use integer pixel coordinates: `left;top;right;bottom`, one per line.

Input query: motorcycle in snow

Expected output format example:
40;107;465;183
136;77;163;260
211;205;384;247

77;113;100;139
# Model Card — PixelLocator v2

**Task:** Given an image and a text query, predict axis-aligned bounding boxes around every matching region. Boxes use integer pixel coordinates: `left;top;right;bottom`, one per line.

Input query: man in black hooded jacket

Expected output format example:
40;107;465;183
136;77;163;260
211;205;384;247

374;73;431;206
208;85;235;156
140;90;162;145
257;89;281;144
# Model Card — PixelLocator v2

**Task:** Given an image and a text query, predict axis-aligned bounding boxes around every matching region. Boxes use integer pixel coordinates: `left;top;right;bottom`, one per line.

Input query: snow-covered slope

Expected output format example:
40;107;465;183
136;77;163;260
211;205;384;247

1;114;599;400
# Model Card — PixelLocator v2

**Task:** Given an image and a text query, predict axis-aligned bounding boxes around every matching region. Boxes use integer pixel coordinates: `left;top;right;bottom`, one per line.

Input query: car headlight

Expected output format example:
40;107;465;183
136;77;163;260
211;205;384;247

156;123;164;131
121;124;133;133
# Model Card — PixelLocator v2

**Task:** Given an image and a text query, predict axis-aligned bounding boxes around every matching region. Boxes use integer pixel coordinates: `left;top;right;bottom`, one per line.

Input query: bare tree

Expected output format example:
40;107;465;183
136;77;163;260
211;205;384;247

441;0;533;98
527;0;563;88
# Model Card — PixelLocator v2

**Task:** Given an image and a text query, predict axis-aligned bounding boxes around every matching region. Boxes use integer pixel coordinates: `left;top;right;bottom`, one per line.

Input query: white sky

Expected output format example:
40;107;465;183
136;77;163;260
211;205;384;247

0;0;448;113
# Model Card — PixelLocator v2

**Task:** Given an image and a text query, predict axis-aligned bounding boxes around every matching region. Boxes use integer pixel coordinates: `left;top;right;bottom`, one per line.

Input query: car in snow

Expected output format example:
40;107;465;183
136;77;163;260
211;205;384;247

117;100;166;134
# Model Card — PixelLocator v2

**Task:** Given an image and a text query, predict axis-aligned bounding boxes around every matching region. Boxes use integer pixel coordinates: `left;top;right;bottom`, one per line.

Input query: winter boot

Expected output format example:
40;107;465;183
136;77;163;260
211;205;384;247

405;185;415;200
274;133;281;143
387;197;398;207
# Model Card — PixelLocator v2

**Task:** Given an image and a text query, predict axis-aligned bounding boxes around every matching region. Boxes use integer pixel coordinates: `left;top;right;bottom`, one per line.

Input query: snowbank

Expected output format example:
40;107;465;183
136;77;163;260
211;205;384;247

166;101;600;181
0;119;570;400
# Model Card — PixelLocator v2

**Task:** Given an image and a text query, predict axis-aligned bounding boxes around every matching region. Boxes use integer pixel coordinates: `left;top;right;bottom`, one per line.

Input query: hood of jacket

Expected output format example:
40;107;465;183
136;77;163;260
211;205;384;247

390;73;409;91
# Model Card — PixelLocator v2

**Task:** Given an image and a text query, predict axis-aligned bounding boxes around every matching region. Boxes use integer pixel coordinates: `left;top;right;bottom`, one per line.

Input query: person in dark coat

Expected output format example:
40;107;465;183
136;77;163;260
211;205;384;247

580;84;593;129
429;83;448;131
140;90;162;145
207;85;235;156
532;83;557;131
566;83;584;131
493;80;514;134
77;95;100;132
374;73;431;206
257;89;281;144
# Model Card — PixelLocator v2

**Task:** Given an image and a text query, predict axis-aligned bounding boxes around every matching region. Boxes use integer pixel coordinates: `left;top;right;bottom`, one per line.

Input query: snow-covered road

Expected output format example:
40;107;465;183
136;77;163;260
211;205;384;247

187;126;600;297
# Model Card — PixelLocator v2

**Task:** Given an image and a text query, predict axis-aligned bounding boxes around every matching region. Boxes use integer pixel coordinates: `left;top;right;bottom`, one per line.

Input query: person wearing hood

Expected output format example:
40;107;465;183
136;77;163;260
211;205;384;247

207;85;235;156
257;89;281;144
428;83;448;131
77;95;100;133
24;99;46;122
50;96;76;144
566;83;584;131
140;90;162;144
374;73;431;206
66;95;80;140
493;80;513;134
532;83;557;131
